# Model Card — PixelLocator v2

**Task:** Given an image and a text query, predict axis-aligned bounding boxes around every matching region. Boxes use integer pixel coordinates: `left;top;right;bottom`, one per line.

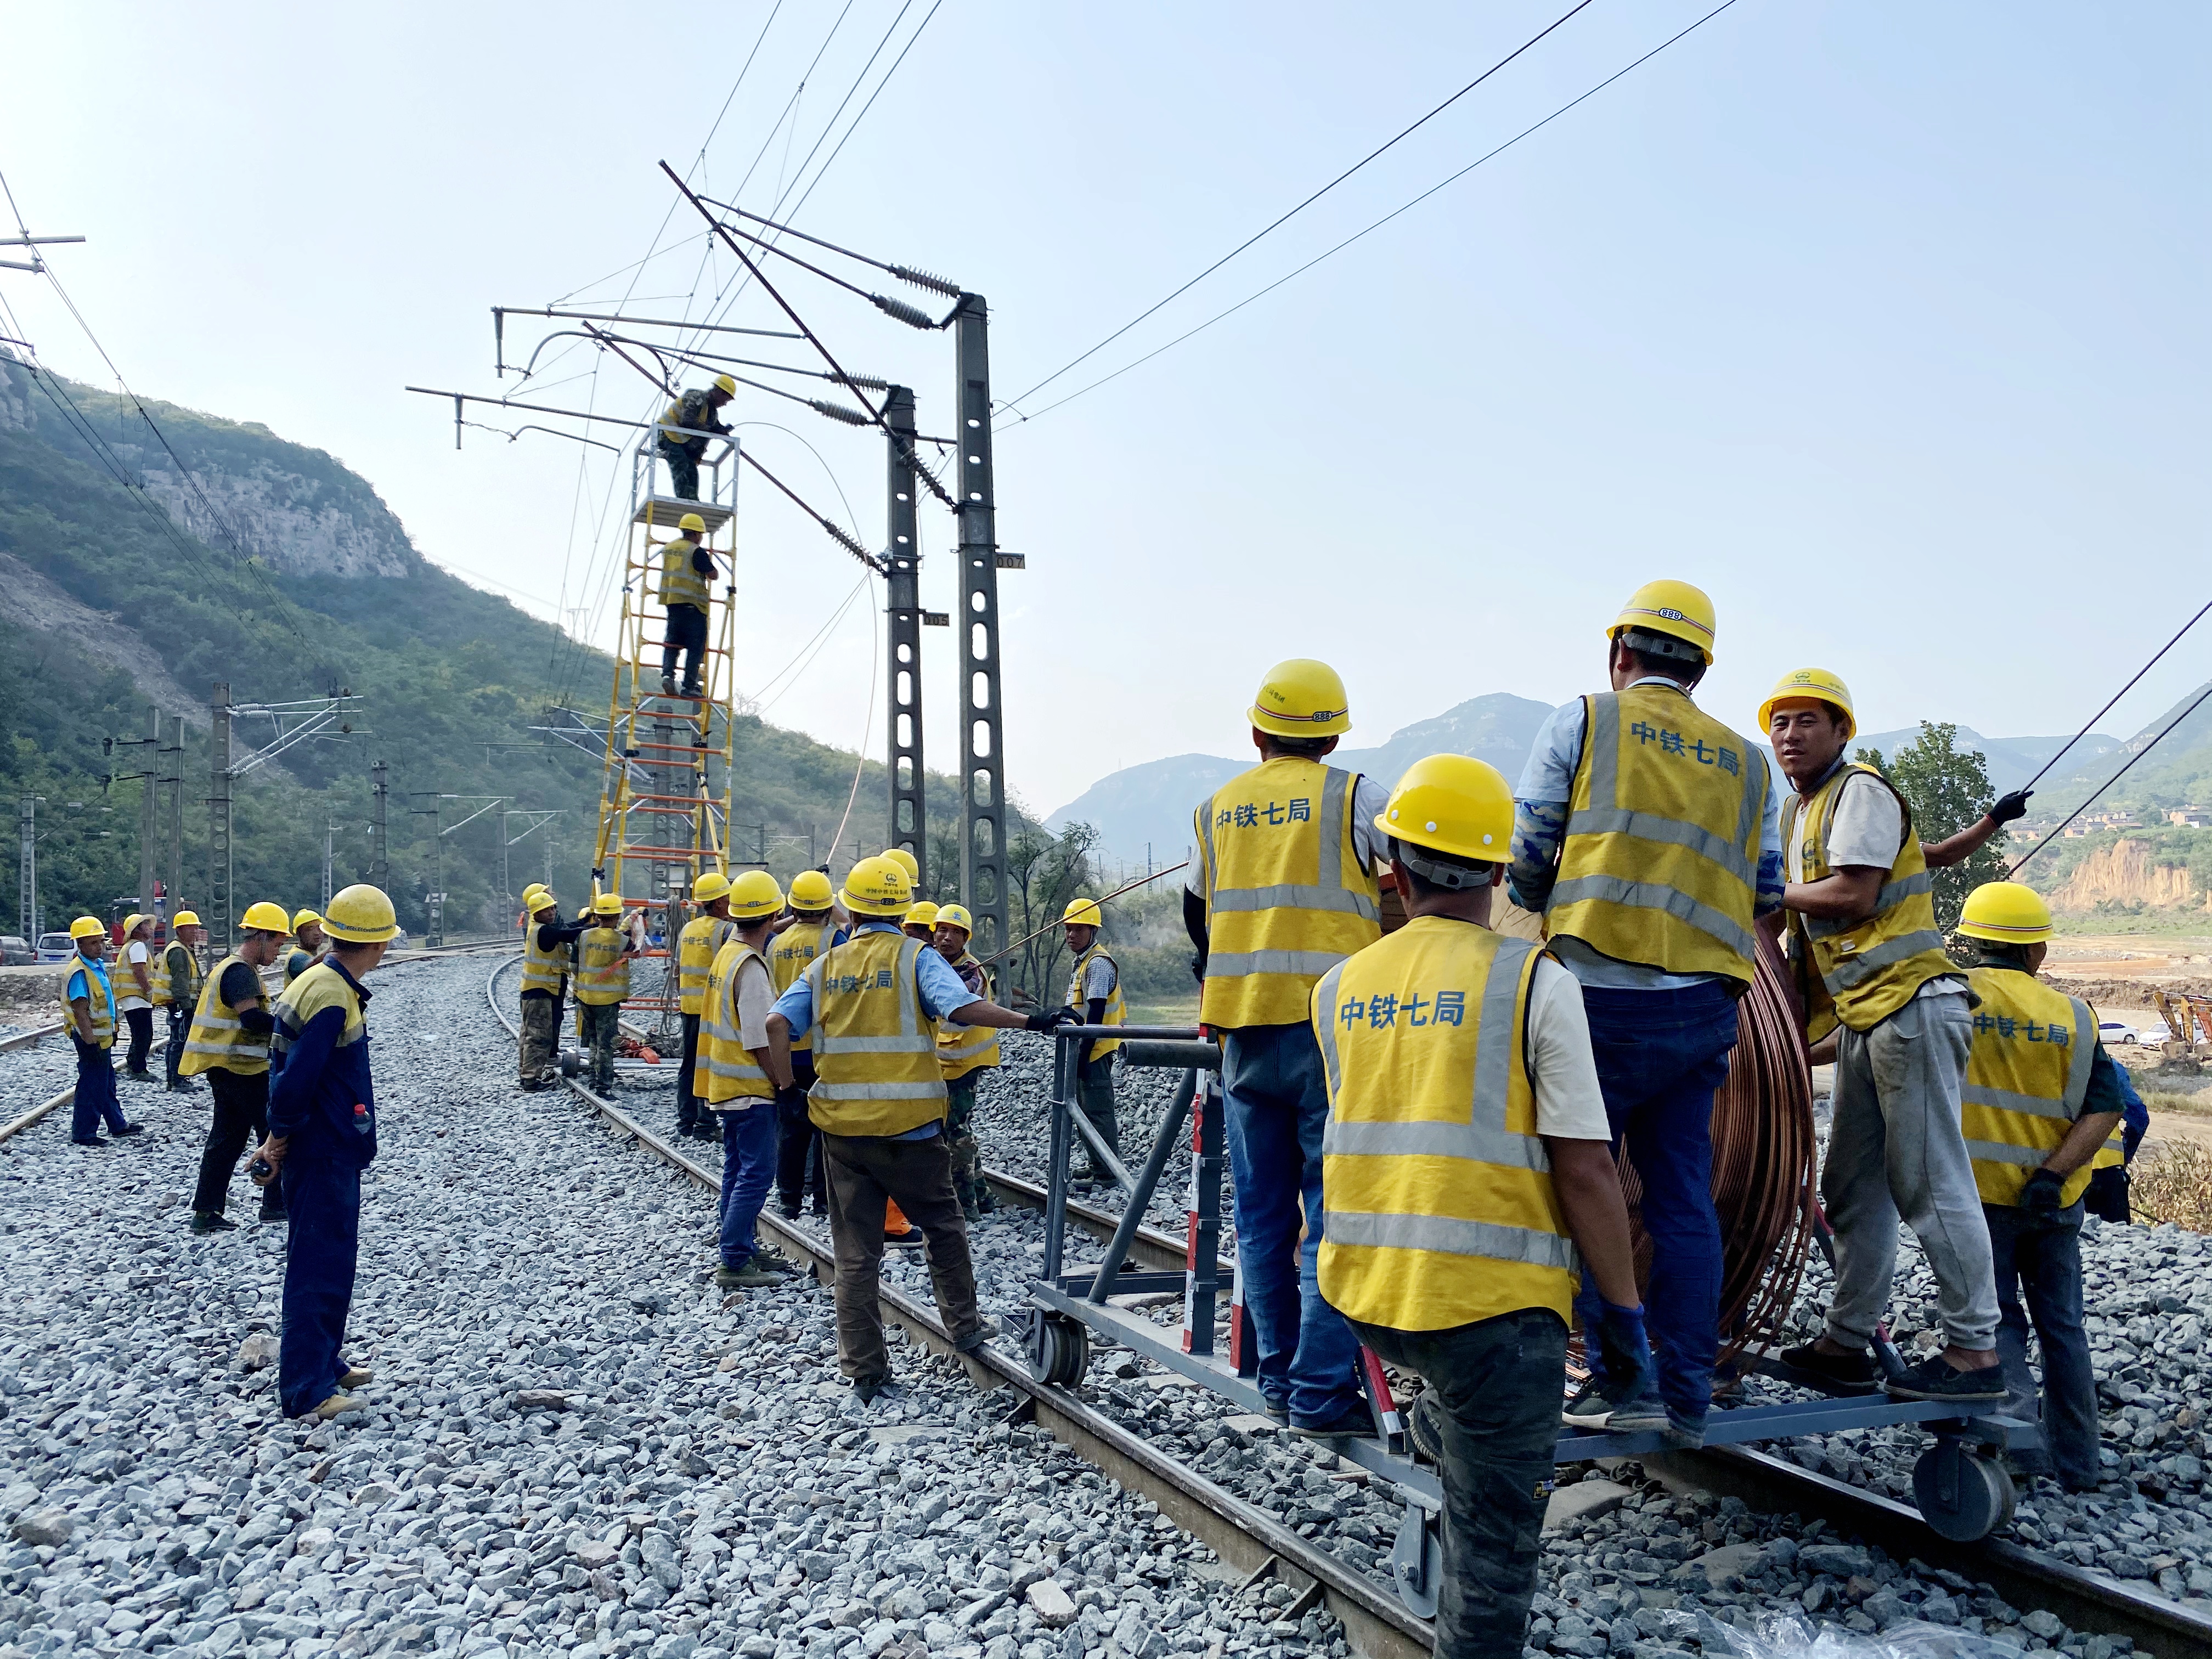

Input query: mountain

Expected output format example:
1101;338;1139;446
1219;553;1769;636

1849;725;2121;797
2032;679;2212;818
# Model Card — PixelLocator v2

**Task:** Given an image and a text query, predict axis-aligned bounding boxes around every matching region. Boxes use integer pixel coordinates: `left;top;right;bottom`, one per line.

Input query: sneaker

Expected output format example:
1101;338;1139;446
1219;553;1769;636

680;683;703;699
884;1226;925;1248
749;1248;802;1277
661;674;678;695
1884;1355;2007;1403
337;1363;375;1389
189;1212;236;1234
777;1200;803;1221
1562;1380;1615;1428
1600;1389;1671;1435
310;1394;363;1422
714;1262;785;1289
72;1138;111;1148
952;1318;1001;1356
1408;1392;1447;1464
1779;1341;1878;1392
1260;1397;1290;1425
123;1070;156;1084
1289;1406;1375;1441
1660;1407;1707;1449
111;1123;146;1137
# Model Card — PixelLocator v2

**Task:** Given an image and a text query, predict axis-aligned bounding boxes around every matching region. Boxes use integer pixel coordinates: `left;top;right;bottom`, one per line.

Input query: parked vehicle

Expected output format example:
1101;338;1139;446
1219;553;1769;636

0;935;35;967
35;933;76;964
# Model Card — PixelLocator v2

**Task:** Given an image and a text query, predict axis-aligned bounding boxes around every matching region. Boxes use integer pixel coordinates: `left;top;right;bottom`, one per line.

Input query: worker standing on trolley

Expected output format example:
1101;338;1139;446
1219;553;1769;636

1506;581;1780;1448
61;917;138;1147
154;909;206;1094
656;376;735;502
518;884;588;1091
699;871;800;1288
659;511;719;699
574;893;637;1095
1955;881;2125;1491
770;868;843;1218
766;855;1069;1402
675;872;736;1141
284;910;327;986
181;901;293;1228
1316;755;1663;1659
1060;898;1126;1184
1186;658;1383;1436
932;903;999;1221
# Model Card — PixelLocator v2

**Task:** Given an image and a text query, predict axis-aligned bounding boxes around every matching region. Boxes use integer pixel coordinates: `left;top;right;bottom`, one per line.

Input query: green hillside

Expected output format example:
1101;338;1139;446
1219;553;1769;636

2038;679;2212;819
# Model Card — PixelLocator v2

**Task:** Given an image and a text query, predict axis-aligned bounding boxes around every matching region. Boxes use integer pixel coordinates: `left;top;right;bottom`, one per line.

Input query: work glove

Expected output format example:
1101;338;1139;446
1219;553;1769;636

2021;1167;2067;1214
1595;1301;1657;1406
1190;952;1207;987
1024;1008;1077;1034
1988;788;2034;825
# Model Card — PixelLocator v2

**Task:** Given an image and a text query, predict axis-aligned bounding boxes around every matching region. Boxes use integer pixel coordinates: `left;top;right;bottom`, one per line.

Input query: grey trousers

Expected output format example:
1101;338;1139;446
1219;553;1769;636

1823;991;1998;1352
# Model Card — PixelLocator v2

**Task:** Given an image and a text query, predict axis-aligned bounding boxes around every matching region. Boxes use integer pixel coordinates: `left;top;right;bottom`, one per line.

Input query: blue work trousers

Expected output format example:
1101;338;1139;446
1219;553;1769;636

278;1158;362;1418
70;1038;127;1142
1224;1022;1363;1425
718;1104;780;1268
1572;981;1739;1424
1987;1200;2099;1489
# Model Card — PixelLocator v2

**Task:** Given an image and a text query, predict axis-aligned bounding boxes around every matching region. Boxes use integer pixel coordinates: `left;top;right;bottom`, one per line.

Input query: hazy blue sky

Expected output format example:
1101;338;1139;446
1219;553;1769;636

3;2;2205;815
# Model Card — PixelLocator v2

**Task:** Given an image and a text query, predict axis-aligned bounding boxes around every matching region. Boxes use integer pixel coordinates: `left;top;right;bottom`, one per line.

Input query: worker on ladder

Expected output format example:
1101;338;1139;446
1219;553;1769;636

1314;755;1663;1659
656;375;735;501
1506;580;1780;1449
285;910;327;986
700;871;802;1288
660;511;719;700
181;900;293;1228
575;893;637;1095
676;872;737;1142
1186;658;1384;1437
518;884;589;1091
1061;898;1126;1186
1954;881;2125;1492
770;868;843;1219
932;903;999;1222
154;908;206;1094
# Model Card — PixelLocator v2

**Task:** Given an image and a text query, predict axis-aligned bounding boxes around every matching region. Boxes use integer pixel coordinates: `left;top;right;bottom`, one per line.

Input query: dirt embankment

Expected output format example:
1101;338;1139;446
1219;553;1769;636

2051;838;2209;915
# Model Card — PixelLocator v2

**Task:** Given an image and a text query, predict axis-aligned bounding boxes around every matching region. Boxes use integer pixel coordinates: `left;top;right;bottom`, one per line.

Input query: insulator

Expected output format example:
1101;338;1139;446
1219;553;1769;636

888;264;962;300
810;400;870;427
839;372;891;392
872;294;938;331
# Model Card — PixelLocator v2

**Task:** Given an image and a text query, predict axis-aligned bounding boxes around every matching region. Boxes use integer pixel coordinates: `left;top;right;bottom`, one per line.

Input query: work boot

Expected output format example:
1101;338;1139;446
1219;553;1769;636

951;1318;1000;1356
1289;1406;1376;1441
777;1198;803;1221
310;1394;363;1422
337;1362;375;1389
849;1374;894;1406
189;1212;236;1234
750;1247;803;1277
714;1261;785;1290
960;1199;982;1224
974;1187;996;1215
884;1224;924;1249
123;1069;155;1084
112;1123;145;1138
661;674;678;695
680;681;703;699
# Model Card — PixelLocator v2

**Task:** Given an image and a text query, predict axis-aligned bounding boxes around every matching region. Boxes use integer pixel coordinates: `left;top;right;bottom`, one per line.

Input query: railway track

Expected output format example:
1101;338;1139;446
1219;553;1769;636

479;954;2212;1659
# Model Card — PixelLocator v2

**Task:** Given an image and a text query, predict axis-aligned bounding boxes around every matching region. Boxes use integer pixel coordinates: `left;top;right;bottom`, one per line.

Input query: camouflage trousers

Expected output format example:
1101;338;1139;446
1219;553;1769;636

659;439;700;501
945;1073;985;1211
519;994;563;1090
578;1002;622;1094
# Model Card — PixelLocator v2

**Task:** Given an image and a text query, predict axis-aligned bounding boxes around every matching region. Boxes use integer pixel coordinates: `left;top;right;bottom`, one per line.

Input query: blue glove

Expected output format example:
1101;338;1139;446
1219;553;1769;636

1596;1301;1656;1405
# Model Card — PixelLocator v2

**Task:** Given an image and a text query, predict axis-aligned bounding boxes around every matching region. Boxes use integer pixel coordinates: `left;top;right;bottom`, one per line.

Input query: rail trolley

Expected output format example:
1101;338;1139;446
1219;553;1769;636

1018;1025;2039;1621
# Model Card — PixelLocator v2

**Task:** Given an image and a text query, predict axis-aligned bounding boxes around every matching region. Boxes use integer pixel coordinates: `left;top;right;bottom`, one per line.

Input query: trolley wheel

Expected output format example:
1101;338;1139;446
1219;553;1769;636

1912;1438;2016;1542
1030;1314;1091;1388
1392;1503;1443;1621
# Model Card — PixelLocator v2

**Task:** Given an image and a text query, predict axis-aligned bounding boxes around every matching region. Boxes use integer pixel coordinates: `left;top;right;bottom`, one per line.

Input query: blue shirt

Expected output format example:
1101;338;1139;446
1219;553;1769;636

65;957;112;1009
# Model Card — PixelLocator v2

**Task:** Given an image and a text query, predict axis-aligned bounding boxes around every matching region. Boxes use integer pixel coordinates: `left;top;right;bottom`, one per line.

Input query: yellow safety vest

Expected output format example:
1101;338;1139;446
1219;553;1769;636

1065;942;1126;1060
1961;967;2107;1207
939;954;1001;1079
179;953;269;1076
698;939;775;1105
1547;686;1768;984
283;946;320;987
678;913;733;1017
1312;918;1578;1331
521;916;570;997
659;537;710;613
1784;763;1955;1040
59;953;115;1049
1195;757;1381;1029
805;929;946;1136
771;919;832;1053
151;940;201;1009
575;927;631;1007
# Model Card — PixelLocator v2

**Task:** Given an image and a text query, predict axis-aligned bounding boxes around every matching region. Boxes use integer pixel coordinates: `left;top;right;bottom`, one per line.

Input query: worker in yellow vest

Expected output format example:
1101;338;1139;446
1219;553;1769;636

1315;754;1662;1658
1765;669;2006;1404
182;900;293;1228
659;510;720;699
518;884;589;1091
60;916;138;1146
1186;658;1383;1434
932;902;999;1220
1954;882;2125;1491
284;909;327;986
1506;582;1780;1448
675;872;736;1141
1060;898;1126;1183
766;855;1070;1402
699;871;802;1288
115;912;157;1083
574;893;637;1094
771;868;843;1218
153;908;206;1094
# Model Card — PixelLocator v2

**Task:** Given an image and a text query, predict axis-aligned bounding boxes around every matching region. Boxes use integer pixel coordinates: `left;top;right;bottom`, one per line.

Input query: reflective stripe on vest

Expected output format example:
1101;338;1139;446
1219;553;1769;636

179;953;268;1076
1962;967;2098;1207
1547;687;1767;982
1065;944;1126;1060
59;955;115;1048
805;930;946;1136
522;922;571;997
1784;763;1954;1040
150;941;200;1009
659;538;710;613
698;941;775;1104
678;914;732;1016
939;955;1001;1079
575;928;631;1006
1196;757;1380;1028
771;921;832;1052
1312;918;1579;1331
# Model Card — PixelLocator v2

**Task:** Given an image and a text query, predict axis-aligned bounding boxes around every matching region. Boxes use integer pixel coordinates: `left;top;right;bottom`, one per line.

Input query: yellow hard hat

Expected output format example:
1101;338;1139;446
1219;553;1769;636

691;871;732;906
841;855;912;917
1249;658;1351;738
68;916;105;941
1375;754;1514;879
122;913;145;938
292;908;323;934
727;869;785;919
1957;881;2053;946
591;891;625;917
789;869;834;910
241;900;292;934
1607;579;1717;666
905;900;939;929
1758;667;1857;741
880;847;920;883
678;511;707;535
936;903;973;935
171;910;201;930
1062;898;1103;930
323;884;400;944
712;374;737;397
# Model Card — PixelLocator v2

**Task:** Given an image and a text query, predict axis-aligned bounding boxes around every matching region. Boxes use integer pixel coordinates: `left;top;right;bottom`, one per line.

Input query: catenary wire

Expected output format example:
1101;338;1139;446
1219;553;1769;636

2010;679;2212;877
2013;596;2212;798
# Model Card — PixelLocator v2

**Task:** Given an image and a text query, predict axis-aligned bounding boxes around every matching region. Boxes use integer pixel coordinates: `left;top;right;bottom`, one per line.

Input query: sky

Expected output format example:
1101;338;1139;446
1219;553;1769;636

2;1;2206;819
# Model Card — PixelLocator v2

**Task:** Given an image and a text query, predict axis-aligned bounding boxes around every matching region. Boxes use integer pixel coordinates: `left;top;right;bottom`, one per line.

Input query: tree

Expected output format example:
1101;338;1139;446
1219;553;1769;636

1853;721;2006;940
1003;820;1099;1009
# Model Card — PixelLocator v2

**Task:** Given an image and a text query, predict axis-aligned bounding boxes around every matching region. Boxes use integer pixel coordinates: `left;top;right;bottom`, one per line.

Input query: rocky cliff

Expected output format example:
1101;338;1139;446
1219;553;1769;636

2052;837;2208;914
